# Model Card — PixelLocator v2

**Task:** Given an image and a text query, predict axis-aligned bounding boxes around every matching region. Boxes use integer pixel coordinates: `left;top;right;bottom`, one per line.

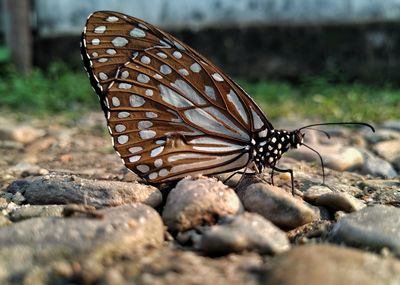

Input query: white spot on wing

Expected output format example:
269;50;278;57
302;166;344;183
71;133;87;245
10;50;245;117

160;64;172;75
91;38;100;45
106;16;119;22
129;95;145;107
139;130;156;139
150;146;164;157
118;112;129;118
94;26;106;33
112;37;128;47
129;146;143;154
173;51;182;59
212;73;224;82
111;97;119;106
129;155;141;163
106;49;116;55
178;69;189;76
140;56;151;64
130;28;146;38
118;135;129;144
137;165;150;173
156;52;167;59
119;83;132;89
190;63;201;73
99;72;108;80
149;172;158;180
154;159;163;167
115;124;126;132
159;169;169;177
121;71;129;78
137;73;150;83
146;112;158;118
145;89;153;96
138;120;153;129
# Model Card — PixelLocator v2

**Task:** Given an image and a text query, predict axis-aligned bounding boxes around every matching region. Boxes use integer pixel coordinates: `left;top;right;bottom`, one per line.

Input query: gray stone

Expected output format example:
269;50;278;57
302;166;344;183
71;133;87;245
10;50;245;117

360;150;398;178
304;186;365;212
358;179;400;206
0;125;45;144
8;162;49;177
364;129;400;144
382;120;400;131
240;183;320;229
6;174;162;208
0;204;164;284
330;205;400;256
200;212;290;255
263;244;400;285
0;215;11;227
374;139;400;163
289;145;364;172
8;205;65;222
162;176;243;233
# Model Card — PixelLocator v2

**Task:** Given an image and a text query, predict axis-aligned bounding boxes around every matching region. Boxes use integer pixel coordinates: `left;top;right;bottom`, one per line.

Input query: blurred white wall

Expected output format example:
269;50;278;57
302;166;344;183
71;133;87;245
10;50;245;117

36;0;400;35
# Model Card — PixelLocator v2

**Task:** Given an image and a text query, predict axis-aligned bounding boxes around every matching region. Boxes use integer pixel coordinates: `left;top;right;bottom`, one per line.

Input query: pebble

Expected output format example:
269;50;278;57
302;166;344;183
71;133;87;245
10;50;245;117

0;215;11;227
162;176;243;233
8;162;49;177
289;145;364;172
263;244;400;285
0;203;164;254
330;205;400;256
240;183;321;229
0;125;46;144
304;185;365;212
8;205;65;222
6;174;162;208
359;150;398;178
364;129;400;144
200;212;290;255
382;120;400;131
374;139;400;164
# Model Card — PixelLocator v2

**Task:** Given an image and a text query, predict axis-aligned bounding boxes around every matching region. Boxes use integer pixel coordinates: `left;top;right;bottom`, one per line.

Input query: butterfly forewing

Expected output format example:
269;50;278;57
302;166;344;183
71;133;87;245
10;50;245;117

81;11;271;183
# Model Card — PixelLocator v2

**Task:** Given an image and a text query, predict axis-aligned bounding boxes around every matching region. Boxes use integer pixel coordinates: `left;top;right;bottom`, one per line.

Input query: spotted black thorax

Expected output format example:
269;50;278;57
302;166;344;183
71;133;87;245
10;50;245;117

252;129;304;173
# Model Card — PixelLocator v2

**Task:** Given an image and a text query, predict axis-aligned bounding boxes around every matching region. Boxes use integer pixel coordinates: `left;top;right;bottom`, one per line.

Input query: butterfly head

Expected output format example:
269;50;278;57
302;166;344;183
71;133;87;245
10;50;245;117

289;130;305;149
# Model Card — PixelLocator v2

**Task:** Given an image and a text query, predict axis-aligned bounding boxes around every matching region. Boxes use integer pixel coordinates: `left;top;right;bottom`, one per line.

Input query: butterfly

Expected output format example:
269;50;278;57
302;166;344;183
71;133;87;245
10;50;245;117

81;11;374;193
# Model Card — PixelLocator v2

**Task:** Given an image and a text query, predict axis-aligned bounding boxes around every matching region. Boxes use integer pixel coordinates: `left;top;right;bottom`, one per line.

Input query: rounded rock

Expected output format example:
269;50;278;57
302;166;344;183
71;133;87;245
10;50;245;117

162;176;243;233
200;212;290;255
330;205;400;256
241;183;320;229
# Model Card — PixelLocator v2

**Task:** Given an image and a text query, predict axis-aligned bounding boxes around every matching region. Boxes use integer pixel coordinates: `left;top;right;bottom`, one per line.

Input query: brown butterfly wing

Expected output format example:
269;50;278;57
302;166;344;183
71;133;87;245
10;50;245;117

81;11;271;182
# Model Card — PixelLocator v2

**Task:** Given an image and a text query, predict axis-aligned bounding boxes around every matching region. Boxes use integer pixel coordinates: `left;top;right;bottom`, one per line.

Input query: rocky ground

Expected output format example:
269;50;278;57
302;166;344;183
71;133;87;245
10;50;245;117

0;112;399;285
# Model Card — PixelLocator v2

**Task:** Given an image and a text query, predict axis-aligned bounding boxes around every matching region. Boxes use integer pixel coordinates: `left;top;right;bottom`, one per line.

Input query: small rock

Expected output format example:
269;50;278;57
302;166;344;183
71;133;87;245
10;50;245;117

289;145;364;172
364;129;400;144
9;205;65;222
0;203;164;254
0;215;11;227
240;183;320;229
263;244;400;285
11;192;26;205
374;139;400;163
1;126;46;144
0;198;8;210
6;174;162;208
200;212;290;255
359;150;398;178
304;186;365;212
162;176;243;233
382;120;400;131
330;205;400;256
8;162;49;177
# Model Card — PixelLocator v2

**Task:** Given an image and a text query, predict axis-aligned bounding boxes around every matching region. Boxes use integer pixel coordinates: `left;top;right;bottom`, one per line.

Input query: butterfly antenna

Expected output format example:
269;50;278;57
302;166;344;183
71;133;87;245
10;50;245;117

298;122;375;132
302;143;326;185
304;128;331;139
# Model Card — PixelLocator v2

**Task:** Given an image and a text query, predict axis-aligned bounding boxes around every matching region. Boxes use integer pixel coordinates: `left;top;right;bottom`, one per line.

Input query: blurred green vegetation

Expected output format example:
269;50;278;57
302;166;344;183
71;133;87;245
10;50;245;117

0;63;398;122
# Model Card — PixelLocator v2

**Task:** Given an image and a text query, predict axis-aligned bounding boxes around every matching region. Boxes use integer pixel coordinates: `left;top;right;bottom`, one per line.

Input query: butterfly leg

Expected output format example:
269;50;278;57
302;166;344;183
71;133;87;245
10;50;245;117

271;166;295;196
270;168;275;185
